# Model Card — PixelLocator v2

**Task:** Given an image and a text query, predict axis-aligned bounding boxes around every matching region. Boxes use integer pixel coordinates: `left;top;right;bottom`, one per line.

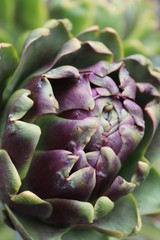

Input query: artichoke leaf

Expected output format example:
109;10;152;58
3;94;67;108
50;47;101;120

133;167;160;215
92;194;141;238
62;228;109;240
5;204;69;240
3;19;71;101
0;150;21;202
1;121;41;179
10;191;53;219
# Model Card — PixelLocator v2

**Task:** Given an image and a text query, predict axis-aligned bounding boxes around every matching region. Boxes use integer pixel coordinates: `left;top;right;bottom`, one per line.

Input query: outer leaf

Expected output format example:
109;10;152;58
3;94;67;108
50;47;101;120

133;168;160;215
77;25;123;60
2;121;41;179
5;205;69;240
124;54;160;88
76;25;99;42
3;19;71;101
99;27;124;60
94;196;114;221
55;40;113;69
0;89;33;142
92;195;141;238
62;228;108;240
47;199;94;225
11;191;52;219
0;150;21;201
146;124;160;163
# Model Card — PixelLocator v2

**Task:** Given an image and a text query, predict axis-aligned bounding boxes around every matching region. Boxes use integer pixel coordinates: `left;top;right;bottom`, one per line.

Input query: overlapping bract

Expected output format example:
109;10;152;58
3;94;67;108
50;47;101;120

0;19;160;239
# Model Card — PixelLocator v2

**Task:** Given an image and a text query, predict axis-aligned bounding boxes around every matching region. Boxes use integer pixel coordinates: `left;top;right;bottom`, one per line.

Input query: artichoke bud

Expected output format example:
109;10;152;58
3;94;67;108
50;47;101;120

0;18;159;237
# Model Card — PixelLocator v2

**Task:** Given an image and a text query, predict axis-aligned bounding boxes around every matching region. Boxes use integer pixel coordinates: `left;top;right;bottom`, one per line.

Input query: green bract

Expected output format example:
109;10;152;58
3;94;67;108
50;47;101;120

0;19;160;240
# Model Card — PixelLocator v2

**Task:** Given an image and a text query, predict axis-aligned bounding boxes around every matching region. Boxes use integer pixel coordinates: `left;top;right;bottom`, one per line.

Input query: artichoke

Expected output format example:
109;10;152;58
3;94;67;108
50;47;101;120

0;19;160;240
